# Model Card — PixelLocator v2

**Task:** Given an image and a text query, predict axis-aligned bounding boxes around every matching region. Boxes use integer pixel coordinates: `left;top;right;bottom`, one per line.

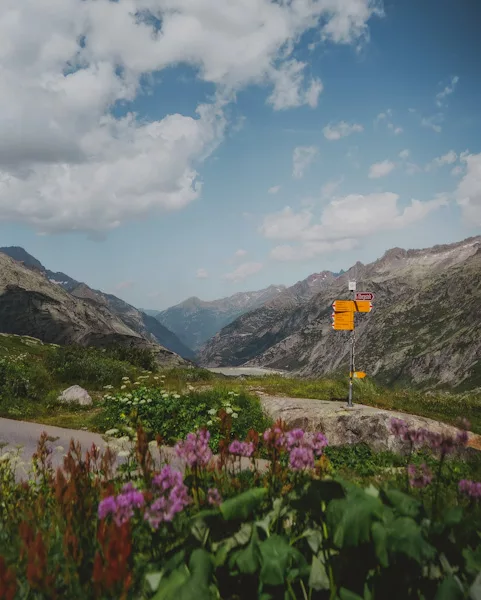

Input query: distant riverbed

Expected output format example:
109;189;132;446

207;366;287;377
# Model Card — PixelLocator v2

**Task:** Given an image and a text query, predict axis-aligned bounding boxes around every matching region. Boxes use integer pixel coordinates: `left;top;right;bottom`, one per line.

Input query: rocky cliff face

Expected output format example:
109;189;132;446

0;253;186;367
156;284;287;350
0;246;193;359
198;237;481;389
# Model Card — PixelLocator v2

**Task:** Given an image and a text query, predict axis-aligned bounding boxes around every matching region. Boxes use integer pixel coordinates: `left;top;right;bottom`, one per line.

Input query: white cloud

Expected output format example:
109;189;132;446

323;121;364;141
292;146;318;179
375;109;402;135
268;60;323;110
268;185;281;194
224;262;263;282
196;268;209;279
0;0;382;236
406;162;422;176
425;150;457;171
261;192;447;260
436;75;459;107
421;114;443;133
451;165;464;177
321;179;343;199
455;152;481;226
234;249;247;258
270;238;357;261
398;149;410;160
368;160;395;179
114;280;134;291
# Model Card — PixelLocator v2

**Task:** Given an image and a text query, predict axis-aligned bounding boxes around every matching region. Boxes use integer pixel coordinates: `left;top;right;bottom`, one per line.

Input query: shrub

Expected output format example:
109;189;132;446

97;384;271;451
45;345;136;388
0;354;51;402
104;344;158;372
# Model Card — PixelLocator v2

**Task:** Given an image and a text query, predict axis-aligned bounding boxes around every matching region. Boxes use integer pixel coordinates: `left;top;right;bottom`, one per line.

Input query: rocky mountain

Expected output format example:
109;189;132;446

0;247;194;360
198;237;481;389
0;252;185;367
155;285;287;350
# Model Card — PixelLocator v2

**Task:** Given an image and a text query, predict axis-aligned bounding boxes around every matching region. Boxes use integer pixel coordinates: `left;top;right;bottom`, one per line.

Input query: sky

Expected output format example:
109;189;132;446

0;0;480;310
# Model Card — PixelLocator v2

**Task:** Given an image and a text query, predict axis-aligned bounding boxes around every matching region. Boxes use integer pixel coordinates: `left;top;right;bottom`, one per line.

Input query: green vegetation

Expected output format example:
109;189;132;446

1;420;481;598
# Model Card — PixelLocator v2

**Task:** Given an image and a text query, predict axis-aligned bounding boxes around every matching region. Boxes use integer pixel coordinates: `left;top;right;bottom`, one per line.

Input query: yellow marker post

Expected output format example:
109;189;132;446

350;371;367;379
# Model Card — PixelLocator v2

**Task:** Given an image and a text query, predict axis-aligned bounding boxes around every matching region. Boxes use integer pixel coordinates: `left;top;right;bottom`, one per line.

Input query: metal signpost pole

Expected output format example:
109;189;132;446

347;281;356;408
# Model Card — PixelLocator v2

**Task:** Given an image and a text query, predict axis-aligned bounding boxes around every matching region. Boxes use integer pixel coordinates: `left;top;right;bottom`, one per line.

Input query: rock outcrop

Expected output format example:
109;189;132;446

0;253;186;367
58;385;93;406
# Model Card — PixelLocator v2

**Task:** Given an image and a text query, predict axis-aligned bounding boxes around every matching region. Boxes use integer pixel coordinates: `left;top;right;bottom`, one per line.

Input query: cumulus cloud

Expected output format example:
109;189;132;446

436;75;459;108
268;185;281;194
321;179;343;199
421;114;444;133
224;262;263;282
323;121;364;141
292;146;318;179
0;0;381;235
196;268;209;279
261;192;447;260
368;160;395;179
425;150;457;171
398;149;410;160
234;249;247;258
455;152;481;226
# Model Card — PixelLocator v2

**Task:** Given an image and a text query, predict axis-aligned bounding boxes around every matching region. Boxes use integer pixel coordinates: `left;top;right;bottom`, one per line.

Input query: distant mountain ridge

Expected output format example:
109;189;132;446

198;236;481;390
155;284;287;351
0;246;194;360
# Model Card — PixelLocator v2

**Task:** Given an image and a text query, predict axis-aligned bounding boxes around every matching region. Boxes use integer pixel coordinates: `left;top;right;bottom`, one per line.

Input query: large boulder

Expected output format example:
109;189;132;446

259;394;479;455
58;385;92;406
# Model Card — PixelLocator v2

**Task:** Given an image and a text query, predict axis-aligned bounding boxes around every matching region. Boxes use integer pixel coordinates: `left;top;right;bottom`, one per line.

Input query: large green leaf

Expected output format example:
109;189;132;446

384;517;436;564
327;490;384;548
308;554;330;591
339;588;364;600
220;488;268;521
189;548;214;584
434;576;464;600
152;567;190;600
464;545;481;576
470;572;481;600
371;522;389;568
214;523;252;567
259;534;293;586
382;489;421;519
234;527;261;575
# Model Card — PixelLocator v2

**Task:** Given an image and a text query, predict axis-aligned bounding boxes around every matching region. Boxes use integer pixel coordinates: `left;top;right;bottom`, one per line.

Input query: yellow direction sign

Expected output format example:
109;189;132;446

351;371;367;379
332;300;354;312
353;300;372;313
332;312;354;330
332;300;373;313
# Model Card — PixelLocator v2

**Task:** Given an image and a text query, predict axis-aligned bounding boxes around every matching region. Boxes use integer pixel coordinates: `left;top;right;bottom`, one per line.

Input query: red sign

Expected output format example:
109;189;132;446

355;292;374;301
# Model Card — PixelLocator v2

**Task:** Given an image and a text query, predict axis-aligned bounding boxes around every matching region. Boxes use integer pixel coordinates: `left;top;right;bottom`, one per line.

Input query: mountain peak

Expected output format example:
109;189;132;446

0;246;45;272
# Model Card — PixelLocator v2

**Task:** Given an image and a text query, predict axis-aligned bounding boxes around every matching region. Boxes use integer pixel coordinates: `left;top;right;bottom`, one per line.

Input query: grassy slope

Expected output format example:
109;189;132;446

1;334;480;435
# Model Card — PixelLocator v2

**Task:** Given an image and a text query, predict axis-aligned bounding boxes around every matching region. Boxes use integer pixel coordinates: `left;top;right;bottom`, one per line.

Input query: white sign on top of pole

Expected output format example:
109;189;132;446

348;281;356;291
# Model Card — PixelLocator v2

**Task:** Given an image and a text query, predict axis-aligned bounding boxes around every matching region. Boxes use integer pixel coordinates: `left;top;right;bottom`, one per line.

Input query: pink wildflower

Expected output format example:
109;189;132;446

175;429;212;468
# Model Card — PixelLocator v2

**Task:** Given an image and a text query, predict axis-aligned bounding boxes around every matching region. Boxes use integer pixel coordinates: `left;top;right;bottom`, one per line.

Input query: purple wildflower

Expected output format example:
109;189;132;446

207;488;222;507
145;465;190;529
263;426;285;449
175;429;212;469
285;429;305;450
98;484;145;525
98;496;117;520
228;440;255;458
407;463;433;489
459;479;481;499
390;418;408;437
310;432;328;456
289;446;315;470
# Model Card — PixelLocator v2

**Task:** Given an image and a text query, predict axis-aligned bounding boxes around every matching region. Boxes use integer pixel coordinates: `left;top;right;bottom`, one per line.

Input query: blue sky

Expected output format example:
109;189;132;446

0;0;480;309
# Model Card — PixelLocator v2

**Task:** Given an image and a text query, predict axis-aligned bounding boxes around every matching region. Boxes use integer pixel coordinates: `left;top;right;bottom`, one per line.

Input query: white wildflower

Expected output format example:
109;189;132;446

121;385;127;390
118;436;130;444
140;399;146;404
105;428;119;436
207;408;217;416
134;382;140;385
153;376;159;380
207;420;213;426
173;394;181;399
117;450;130;458
232;413;238;419
226;407;233;415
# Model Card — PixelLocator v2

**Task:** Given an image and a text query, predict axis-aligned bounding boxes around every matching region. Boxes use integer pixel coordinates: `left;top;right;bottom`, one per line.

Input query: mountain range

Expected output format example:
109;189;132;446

0;246;193;360
198;236;481;390
154;285;287;350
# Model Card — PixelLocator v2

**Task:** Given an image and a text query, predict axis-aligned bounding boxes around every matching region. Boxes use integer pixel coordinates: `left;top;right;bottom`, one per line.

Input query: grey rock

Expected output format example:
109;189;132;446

259;394;478;455
58;385;93;406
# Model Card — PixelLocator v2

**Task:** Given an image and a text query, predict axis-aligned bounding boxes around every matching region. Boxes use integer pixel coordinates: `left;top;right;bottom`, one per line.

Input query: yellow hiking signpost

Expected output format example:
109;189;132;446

332;286;374;407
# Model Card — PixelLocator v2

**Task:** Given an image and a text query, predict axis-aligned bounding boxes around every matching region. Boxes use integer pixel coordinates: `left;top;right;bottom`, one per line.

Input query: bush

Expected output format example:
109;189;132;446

0;354;51;402
104;344;158;372
45;345;137;388
97;384;271;451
